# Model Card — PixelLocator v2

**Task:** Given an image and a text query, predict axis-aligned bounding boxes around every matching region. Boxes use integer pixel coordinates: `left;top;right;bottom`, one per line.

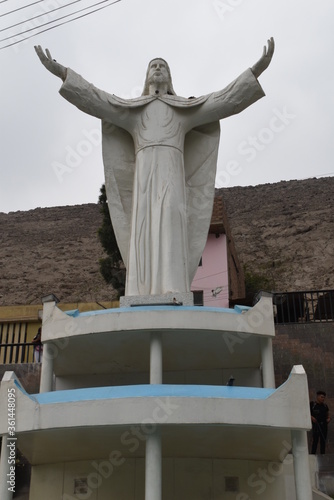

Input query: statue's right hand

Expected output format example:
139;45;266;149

34;45;67;81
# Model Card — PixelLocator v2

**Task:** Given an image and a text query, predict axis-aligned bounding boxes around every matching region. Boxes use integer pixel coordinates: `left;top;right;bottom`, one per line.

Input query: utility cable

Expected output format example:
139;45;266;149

0;0;47;17
0;0;114;37
0;0;85;33
0;0;121;50
192;269;228;282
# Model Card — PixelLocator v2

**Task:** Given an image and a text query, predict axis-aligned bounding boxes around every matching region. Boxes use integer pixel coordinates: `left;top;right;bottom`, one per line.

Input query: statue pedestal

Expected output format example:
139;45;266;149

120;292;194;308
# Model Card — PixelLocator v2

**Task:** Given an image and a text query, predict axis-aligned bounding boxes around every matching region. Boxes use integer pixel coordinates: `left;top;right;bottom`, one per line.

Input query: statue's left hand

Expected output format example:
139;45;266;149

251;37;275;79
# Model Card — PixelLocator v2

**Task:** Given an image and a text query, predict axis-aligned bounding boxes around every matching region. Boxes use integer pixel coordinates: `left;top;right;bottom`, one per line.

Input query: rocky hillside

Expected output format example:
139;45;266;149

0;177;333;306
0;204;115;306
218;176;334;292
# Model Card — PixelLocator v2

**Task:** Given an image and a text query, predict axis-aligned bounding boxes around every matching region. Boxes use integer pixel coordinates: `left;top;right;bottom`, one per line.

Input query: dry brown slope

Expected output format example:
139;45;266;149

0;177;333;305
0;204;115;306
219;177;334;291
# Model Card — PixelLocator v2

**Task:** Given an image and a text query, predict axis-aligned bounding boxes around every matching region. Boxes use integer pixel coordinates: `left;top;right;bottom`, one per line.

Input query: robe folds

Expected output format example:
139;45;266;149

60;68;264;296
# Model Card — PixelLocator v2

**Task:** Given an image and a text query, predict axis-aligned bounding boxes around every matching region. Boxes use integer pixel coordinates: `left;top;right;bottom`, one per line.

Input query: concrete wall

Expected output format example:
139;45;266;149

29;456;299;500
0;363;41;394
273;322;334;454
55;368;262;391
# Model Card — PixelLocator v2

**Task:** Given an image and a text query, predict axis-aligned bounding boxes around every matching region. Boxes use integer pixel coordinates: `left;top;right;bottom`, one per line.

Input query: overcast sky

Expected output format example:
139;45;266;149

0;0;333;214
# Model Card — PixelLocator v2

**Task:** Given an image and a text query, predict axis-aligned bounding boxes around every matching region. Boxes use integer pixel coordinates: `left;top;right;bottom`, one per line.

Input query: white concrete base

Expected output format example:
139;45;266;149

150;333;162;384
145;431;162;500
292;430;313;500
27;455;333;500
120;292;194;307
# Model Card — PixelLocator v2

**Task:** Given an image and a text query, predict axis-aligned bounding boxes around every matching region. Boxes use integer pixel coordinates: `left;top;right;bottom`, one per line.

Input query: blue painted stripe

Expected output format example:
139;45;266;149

65;305;250;318
30;384;275;405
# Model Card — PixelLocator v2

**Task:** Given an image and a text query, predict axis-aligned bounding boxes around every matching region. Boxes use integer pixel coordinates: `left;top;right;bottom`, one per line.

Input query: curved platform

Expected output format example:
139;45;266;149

0;367;311;465
41;297;275;377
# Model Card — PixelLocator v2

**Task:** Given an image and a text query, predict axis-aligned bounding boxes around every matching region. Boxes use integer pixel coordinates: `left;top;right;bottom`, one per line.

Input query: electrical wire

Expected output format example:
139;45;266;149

191;284;228;291
0;0;85;33
0;0;121;50
0;0;93;42
0;0;47;18
192;269;228;282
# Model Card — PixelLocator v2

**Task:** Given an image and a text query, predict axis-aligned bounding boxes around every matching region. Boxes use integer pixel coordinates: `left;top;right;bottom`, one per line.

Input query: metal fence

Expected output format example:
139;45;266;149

0;321;39;364
0;342;36;364
272;290;334;324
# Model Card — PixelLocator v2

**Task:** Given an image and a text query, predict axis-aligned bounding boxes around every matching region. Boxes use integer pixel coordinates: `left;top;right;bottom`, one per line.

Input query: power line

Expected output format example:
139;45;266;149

0;0;85;33
0;0;90;41
203;296;229;304
0;0;46;18
192;269;228;282
194;287;228;295
0;0;121;50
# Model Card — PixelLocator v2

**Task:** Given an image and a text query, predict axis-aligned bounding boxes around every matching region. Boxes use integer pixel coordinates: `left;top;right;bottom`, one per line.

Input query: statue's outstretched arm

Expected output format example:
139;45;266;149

34;45;67;81
251;37;275;79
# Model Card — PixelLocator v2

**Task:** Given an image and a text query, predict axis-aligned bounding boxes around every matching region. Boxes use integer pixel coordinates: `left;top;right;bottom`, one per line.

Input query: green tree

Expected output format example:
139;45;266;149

244;266;274;306
98;184;125;297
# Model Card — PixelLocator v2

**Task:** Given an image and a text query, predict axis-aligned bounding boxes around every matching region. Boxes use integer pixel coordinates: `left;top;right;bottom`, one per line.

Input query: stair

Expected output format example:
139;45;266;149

317;454;334;497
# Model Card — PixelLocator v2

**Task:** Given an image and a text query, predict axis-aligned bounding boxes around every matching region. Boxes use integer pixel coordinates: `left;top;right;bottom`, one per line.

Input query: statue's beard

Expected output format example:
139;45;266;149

149;74;169;85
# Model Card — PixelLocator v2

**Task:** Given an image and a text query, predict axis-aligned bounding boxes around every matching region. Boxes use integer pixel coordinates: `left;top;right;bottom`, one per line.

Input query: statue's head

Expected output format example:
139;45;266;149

142;58;176;96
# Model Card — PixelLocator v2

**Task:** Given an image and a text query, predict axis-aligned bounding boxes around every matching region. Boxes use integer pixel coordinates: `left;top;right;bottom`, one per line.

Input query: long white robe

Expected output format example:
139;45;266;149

60;68;264;296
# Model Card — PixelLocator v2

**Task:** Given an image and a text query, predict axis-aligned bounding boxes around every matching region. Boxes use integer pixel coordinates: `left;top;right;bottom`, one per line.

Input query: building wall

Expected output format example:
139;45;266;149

191;234;229;308
55;368;262;391
274;322;334;454
0;363;41;394
0;305;42;365
29;456;302;500
0;301;118;365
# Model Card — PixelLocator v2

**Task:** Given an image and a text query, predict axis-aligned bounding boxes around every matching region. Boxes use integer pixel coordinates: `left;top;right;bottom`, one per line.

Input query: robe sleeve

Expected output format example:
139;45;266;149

189;68;265;127
59;68;130;128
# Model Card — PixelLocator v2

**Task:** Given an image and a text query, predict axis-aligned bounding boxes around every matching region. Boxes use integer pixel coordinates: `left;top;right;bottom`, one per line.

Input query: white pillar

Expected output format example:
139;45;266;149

292;430;312;500
145;333;162;500
0;435;14;500
39;343;54;393
145;430;162;500
150;332;162;384
260;337;275;388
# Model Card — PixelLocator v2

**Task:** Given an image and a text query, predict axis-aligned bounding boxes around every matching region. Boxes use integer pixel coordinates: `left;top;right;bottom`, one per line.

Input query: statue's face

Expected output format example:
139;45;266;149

147;59;170;85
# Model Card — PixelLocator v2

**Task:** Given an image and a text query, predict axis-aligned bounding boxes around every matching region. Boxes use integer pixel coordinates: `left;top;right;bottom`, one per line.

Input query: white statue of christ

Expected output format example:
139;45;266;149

35;40;274;297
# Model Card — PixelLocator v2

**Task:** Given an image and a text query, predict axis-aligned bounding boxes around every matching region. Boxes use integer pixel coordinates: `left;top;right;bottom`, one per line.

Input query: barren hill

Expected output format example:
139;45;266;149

0;204;115;306
0;177;333;306
218;176;334;292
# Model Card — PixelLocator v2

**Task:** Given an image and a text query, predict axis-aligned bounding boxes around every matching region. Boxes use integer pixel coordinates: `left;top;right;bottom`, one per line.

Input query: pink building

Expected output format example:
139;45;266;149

191;195;245;308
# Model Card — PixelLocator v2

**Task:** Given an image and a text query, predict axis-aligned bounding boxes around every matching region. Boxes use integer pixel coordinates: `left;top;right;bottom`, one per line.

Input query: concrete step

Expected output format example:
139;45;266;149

317;454;334;497
317;454;334;473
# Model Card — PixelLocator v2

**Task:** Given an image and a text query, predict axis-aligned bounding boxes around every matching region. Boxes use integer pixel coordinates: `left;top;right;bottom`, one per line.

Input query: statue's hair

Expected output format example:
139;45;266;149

142;58;176;96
